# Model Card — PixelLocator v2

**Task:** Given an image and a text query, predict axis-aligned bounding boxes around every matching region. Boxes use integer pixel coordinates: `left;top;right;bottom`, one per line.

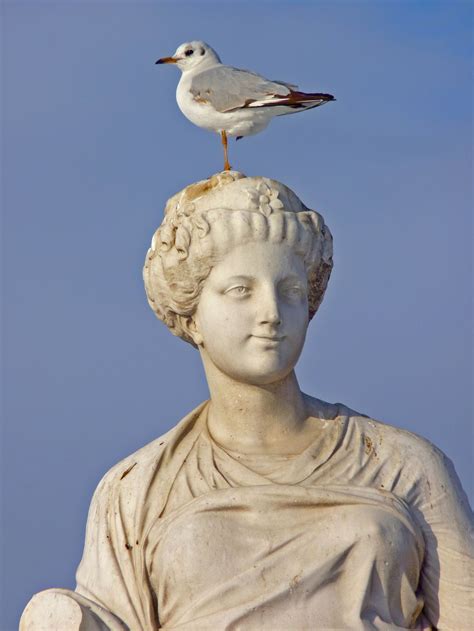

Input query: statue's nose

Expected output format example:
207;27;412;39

258;288;282;326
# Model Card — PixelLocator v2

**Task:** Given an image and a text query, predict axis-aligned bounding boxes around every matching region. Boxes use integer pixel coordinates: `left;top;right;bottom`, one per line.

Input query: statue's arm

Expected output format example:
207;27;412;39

20;588;129;631
21;459;159;631
413;444;474;629
73;462;159;630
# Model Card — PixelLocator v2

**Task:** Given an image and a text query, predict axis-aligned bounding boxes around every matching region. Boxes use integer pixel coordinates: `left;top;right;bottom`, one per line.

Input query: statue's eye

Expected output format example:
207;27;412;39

225;285;250;297
287;286;303;296
281;282;305;301
185;49;194;57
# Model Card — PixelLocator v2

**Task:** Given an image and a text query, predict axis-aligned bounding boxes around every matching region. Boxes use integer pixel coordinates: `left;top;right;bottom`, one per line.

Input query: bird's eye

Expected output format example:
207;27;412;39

200;48;205;56
185;49;194;57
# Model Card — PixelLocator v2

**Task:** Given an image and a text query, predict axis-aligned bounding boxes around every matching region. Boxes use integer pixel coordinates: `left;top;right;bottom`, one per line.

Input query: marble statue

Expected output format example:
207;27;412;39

21;172;473;630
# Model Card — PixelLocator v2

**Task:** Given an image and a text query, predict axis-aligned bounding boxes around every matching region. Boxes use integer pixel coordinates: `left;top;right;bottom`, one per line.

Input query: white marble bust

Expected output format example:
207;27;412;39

21;172;473;630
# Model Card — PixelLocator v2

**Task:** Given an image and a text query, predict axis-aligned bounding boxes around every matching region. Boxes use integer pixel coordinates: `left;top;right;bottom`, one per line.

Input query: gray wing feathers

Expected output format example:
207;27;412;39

189;66;292;113
271;79;299;90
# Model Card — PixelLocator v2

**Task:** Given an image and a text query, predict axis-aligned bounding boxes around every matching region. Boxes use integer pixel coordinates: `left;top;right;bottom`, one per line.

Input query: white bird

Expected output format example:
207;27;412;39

156;41;335;171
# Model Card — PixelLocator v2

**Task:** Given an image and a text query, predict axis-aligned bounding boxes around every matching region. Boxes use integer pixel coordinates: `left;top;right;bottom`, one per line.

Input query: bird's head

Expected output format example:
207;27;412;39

156;41;221;73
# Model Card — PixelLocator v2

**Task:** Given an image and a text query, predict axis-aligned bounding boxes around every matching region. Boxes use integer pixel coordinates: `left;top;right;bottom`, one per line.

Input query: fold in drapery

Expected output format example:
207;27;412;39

75;402;209;630
71;399;473;630
152;485;424;630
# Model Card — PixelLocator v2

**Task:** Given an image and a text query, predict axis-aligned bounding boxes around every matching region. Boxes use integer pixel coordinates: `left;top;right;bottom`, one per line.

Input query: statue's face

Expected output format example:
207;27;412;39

193;240;309;385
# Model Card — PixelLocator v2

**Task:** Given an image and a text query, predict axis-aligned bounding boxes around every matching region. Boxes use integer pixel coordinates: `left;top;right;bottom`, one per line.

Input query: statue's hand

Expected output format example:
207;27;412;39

20;588;129;631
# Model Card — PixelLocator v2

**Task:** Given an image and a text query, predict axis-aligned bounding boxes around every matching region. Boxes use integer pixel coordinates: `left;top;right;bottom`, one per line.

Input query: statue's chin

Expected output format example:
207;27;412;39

198;336;304;387
215;358;299;387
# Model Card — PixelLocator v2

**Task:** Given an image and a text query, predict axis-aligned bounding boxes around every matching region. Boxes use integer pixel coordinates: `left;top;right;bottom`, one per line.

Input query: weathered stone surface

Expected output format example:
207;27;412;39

19;589;125;631
21;173;473;630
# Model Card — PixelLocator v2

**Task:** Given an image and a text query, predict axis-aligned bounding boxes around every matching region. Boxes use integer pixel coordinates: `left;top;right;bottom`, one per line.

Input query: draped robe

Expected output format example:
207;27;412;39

61;398;473;629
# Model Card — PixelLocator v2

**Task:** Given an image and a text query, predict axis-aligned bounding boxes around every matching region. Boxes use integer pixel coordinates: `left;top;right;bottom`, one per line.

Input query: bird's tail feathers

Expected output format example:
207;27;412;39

246;90;335;115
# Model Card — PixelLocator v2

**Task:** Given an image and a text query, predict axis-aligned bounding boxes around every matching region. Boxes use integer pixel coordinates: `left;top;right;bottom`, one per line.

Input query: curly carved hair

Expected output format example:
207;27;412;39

143;172;333;347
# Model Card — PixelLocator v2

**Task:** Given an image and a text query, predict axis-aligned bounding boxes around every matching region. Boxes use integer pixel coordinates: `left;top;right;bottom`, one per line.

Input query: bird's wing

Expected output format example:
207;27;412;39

189;66;293;113
271;79;299;90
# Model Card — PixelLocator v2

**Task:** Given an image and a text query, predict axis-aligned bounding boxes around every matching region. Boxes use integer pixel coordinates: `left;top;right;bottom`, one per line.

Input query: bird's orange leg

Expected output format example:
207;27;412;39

220;131;231;171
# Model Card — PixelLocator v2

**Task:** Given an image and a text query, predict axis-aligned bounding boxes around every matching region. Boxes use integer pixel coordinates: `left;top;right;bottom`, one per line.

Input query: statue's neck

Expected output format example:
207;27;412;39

201;357;308;454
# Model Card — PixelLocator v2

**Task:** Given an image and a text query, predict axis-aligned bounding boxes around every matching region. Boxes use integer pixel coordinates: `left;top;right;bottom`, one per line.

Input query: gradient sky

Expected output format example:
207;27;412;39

2;1;472;628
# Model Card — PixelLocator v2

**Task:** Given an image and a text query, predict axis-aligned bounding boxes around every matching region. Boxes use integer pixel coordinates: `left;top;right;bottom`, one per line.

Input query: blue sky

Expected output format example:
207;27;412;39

2;1;472;628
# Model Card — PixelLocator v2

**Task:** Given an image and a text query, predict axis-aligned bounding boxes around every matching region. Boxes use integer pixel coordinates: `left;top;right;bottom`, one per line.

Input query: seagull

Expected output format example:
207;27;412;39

156;41;335;171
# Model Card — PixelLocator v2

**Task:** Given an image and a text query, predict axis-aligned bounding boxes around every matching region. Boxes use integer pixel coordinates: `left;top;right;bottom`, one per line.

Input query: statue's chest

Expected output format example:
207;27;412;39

149;485;424;630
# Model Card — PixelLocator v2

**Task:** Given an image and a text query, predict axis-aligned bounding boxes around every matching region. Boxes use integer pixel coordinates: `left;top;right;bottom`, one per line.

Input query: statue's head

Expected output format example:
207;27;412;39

144;172;333;383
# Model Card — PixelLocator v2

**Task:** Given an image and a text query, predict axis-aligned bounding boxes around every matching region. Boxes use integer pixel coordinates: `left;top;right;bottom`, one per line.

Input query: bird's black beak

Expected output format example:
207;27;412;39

155;56;178;65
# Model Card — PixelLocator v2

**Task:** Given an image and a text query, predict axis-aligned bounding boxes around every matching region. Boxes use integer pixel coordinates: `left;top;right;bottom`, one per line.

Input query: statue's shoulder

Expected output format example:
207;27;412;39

91;401;208;501
305;392;449;469
344;405;444;461
305;394;470;511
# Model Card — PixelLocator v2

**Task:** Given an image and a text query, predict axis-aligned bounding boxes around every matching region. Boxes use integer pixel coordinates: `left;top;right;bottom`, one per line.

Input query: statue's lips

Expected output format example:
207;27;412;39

251;335;285;342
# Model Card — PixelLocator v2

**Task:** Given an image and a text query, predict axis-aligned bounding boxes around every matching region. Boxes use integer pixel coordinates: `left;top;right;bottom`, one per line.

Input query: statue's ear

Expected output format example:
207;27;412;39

178;315;203;347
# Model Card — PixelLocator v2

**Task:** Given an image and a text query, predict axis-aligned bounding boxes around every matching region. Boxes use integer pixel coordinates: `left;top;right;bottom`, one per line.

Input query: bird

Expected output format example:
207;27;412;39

156;41;335;171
